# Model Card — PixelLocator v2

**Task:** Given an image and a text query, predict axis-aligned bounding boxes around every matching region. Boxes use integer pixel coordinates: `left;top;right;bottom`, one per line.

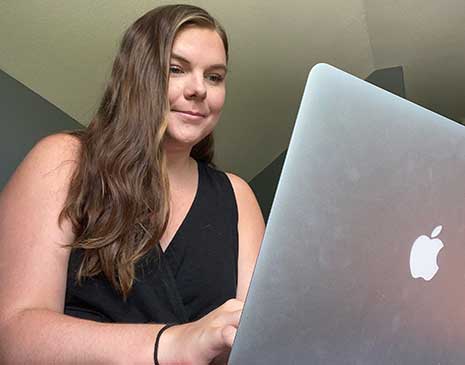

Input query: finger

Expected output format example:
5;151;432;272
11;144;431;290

222;298;244;312
210;325;230;351
221;310;242;347
228;309;242;327
215;308;242;329
210;310;242;350
221;325;237;347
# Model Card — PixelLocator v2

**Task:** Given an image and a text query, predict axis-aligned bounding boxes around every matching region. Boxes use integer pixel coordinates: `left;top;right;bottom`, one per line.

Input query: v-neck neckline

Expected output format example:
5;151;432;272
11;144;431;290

162;160;201;256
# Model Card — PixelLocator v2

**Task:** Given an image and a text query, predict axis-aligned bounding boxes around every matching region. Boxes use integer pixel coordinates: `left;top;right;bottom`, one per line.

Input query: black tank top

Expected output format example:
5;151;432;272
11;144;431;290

64;161;238;324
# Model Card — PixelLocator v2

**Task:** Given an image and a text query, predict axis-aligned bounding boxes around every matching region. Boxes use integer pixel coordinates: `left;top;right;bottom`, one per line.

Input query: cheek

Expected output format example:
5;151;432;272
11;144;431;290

167;80;182;106
209;88;226;115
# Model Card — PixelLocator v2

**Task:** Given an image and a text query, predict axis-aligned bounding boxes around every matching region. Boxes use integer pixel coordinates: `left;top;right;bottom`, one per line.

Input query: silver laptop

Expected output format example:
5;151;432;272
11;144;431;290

229;63;465;364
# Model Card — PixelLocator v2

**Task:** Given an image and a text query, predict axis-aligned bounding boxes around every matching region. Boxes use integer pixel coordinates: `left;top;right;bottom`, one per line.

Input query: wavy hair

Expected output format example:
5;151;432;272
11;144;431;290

59;5;228;299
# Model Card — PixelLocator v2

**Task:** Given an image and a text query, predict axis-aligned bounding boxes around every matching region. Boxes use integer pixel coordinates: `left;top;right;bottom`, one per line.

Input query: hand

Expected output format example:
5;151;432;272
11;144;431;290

168;299;243;364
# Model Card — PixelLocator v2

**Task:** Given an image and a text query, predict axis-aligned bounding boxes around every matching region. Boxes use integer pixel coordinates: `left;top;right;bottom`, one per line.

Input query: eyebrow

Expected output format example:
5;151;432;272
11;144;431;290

171;52;228;73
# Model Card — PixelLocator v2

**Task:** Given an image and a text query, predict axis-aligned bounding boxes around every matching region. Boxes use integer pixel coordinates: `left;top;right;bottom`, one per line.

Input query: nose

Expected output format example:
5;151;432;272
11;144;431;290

184;72;207;100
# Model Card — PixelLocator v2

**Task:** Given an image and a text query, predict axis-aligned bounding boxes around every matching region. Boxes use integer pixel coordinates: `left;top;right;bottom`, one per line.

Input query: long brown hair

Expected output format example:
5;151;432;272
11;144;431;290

59;5;228;299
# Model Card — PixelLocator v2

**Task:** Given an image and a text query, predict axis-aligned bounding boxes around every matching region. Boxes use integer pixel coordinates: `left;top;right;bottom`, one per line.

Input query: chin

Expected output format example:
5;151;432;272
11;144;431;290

164;132;206;150
165;125;215;149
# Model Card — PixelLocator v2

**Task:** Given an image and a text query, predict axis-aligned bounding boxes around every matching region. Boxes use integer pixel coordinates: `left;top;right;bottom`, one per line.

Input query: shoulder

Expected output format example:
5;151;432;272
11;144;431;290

225;172;264;226
203;166;263;224
18;133;81;181
1;132;82;213
225;172;256;203
30;132;81;163
225;173;263;223
225;172;263;216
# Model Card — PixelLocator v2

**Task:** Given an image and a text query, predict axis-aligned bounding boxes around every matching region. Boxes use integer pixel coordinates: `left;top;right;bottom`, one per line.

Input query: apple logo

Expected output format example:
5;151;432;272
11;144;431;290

409;225;444;281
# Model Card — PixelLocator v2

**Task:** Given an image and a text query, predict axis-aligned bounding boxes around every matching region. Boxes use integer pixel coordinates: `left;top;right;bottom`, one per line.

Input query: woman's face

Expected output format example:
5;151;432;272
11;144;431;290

165;26;227;149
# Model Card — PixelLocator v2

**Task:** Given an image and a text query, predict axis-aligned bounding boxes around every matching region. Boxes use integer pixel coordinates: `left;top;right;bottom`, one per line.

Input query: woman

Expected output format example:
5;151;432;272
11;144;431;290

0;4;264;364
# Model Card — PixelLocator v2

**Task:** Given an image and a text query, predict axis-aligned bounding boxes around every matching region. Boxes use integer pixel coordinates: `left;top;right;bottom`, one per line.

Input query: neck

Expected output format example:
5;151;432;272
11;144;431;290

164;143;196;187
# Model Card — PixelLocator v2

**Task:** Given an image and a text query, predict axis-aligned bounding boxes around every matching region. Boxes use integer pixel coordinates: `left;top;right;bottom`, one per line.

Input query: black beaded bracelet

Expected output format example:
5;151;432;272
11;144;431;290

154;323;177;365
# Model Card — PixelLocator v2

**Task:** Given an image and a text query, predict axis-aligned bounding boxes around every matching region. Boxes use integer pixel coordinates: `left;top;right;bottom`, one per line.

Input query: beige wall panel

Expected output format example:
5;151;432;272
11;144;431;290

364;0;465;122
0;1;373;179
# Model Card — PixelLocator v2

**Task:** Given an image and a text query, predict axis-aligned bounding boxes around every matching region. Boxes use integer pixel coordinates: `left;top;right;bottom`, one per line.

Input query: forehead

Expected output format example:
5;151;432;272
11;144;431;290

171;26;227;66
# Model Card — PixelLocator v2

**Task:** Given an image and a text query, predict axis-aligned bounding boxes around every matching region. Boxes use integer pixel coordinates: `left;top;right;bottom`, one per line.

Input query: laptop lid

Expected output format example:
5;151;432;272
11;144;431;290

229;63;465;364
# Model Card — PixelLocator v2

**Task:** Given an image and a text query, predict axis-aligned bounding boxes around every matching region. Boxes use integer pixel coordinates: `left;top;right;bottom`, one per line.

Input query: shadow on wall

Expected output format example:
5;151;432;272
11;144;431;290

250;66;406;222
0;69;82;191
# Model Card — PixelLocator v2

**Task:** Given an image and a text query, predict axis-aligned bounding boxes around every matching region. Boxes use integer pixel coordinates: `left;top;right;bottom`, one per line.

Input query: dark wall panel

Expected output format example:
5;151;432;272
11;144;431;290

365;66;406;98
0;70;82;190
249;150;286;221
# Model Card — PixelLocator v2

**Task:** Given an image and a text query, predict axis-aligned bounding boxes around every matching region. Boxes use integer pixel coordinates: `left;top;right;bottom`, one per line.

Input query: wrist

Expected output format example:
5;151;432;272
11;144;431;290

155;323;191;365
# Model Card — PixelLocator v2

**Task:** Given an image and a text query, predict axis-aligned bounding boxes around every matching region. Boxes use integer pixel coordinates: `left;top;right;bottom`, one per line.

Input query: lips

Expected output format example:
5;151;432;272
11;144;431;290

172;109;207;118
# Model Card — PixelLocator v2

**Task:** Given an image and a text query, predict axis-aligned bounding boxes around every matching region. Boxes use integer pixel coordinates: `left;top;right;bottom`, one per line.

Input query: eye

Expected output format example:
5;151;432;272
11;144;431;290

206;73;225;84
169;65;183;75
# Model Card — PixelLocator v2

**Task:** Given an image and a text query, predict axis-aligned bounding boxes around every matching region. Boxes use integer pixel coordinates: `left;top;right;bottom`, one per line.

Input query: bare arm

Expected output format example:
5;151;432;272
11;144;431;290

0;134;160;363
0;134;241;364
226;173;265;302
1;309;166;364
